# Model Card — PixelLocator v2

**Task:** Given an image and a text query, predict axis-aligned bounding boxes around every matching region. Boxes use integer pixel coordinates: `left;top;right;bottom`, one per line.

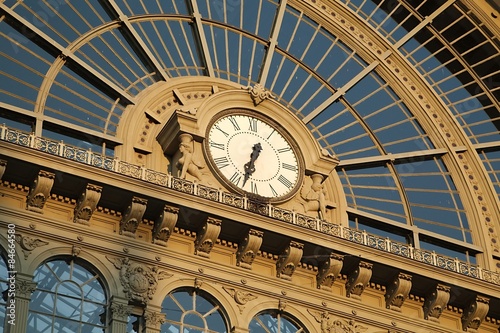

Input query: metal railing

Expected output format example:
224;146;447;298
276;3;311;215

1;124;499;285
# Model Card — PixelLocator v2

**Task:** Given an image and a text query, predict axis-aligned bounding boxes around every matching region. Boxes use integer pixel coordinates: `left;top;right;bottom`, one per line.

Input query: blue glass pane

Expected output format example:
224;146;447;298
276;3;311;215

113;0;189;16
82;301;104;325
183;313;204;328
27;312;53;333
29;290;55;314
56;295;82;320
57;281;82;297
0;22;53;111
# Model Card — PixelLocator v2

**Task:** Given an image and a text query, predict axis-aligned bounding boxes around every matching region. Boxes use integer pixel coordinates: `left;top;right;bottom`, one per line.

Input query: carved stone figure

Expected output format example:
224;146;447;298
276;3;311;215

177;133;205;182
107;256;172;304
298;174;328;220
15;234;49;259
308;310;368;333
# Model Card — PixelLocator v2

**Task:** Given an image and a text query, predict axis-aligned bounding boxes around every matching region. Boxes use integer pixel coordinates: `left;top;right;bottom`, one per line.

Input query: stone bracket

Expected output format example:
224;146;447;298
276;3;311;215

461;295;489;332
194;217;222;257
152;204;179;246
0;159;6;179
236;229;264;269
345;261;373;299
423;283;451;322
26;170;55;213
120;196;148;238
316;253;344;290
385;272;412;311
74;183;102;225
276;240;304;280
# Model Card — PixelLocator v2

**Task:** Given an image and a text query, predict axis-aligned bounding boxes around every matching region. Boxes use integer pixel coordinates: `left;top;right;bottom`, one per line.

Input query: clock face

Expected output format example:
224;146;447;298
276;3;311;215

206;113;301;200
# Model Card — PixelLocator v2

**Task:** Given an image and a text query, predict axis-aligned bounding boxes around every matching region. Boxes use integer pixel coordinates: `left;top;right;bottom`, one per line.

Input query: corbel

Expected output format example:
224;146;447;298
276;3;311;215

73;183;102;225
152;205;180;246
0;159;6;179
194;217;222;257
236;229;264;269
26;170;55;213
423;284;451;322
119;196;148;238
345;261;373;299
385;272;412;311
276;240;304;280
461;295;489;332
316;253;344;290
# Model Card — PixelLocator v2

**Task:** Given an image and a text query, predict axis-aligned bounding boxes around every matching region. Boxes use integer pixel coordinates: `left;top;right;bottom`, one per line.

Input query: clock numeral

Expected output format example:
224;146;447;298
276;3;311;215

229;116;240;131
215;125;229;137
278;175;293;189
282;163;297;172
266;129;275;140
229;172;242;186
248;118;258;132
277;147;291;153
209;141;225;150
250;181;258;194
269;184;278;197
214;156;229;169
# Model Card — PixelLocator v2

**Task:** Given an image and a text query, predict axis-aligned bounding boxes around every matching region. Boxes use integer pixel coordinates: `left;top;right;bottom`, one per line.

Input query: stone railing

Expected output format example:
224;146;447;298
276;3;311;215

1;125;499;285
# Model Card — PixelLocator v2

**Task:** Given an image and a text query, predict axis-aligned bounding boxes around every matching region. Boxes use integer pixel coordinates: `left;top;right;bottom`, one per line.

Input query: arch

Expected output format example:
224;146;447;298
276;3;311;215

26;246;120;299
245;301;318;333
155;278;240;328
27;257;109;333
159;286;232;333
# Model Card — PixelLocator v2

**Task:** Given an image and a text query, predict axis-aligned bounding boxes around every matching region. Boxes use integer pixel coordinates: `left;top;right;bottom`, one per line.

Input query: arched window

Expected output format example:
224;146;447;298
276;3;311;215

0;255;8;333
161;289;228;333
27;258;107;333
249;311;307;333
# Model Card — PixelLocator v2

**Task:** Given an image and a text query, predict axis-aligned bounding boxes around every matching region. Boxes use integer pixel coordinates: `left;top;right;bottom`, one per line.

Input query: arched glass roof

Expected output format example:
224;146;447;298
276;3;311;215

0;0;499;265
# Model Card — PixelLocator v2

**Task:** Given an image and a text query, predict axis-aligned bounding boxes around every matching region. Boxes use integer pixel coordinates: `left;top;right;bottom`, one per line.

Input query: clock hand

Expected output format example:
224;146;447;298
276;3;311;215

242;143;263;187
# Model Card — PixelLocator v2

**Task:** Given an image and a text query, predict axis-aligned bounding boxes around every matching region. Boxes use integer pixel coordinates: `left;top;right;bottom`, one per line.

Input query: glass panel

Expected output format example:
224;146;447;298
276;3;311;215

479;149;500;201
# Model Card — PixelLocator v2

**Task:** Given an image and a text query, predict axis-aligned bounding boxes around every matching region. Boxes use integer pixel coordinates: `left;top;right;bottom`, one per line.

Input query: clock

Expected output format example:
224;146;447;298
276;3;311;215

205;110;303;201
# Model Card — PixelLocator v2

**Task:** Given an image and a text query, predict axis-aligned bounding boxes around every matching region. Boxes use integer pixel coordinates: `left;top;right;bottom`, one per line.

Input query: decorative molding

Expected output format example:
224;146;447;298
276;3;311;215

423;284;451;322
16;278;37;298
316;253;344;290
119;196;148;238
461;295;489;332
278;299;287;312
244;83;274;106
152;204;179;246
0;159;6;179
26;170;55;213
276;240;304;280
72;245;82;257
345;261;373;300
223;286;258;314
106;256;172;305
74;183;102;225
194;217;222;257
236;229;264;269
385;273;412;311
308;310;368;333
110;301;133;321
15;234;49;259
194;277;203;290
144;310;166;328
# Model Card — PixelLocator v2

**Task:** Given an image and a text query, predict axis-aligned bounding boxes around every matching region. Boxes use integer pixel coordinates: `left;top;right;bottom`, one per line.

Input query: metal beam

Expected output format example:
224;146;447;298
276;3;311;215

302;61;379;124
259;0;288;87
337;148;448;167
0;3;136;105
104;0;170;81
189;0;215;77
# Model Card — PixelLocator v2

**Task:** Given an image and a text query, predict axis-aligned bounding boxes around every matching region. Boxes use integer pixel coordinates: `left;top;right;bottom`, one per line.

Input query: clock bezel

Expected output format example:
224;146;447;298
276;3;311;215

204;108;305;203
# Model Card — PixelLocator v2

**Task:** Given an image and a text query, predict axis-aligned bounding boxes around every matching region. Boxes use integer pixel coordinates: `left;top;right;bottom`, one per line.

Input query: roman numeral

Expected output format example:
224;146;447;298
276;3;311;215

278;175;293;189
209;141;225;150
229;116;240;131
214;156;229;169
269;184;278;197
215;125;229;137
282;163;297;172
248;118;258;132
250;181;258;194
229;172;241;186
277;147;291;153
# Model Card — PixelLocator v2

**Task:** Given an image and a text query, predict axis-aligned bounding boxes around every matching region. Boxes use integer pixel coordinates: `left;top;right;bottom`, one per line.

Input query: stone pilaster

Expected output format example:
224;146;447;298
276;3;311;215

143;307;166;333
9;274;36;333
109;297;132;333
